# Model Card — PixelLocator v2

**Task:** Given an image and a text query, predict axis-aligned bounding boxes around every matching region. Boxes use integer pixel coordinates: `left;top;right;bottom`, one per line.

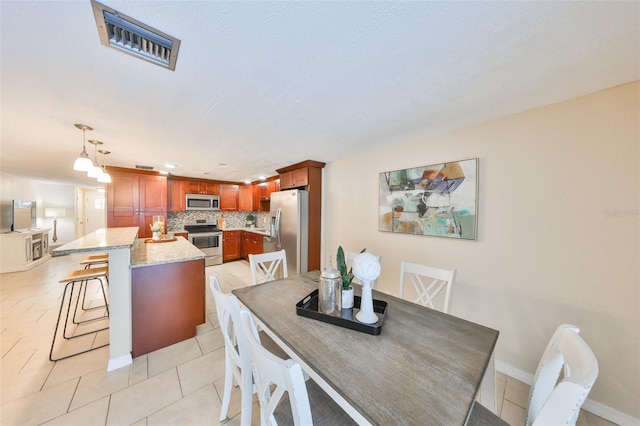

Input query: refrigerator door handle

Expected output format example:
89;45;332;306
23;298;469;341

275;207;282;249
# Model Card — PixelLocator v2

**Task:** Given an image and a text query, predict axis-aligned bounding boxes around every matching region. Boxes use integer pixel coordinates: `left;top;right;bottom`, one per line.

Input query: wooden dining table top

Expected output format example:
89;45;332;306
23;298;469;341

232;270;499;425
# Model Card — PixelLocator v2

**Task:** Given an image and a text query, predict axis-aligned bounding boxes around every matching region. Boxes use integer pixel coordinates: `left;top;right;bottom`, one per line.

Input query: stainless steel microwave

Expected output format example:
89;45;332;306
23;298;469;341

185;194;220;211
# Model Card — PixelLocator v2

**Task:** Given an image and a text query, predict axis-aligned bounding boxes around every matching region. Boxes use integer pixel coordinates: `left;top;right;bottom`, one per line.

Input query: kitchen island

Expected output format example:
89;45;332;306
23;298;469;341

53;228;205;370
130;237;205;357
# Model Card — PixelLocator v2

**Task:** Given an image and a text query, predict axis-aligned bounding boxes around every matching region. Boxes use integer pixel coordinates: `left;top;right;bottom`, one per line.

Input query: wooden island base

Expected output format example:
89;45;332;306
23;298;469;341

131;258;205;357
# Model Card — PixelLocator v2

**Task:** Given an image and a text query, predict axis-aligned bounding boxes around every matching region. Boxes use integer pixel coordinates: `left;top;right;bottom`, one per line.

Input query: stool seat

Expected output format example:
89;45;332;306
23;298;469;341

60;266;109;282
80;254;109;268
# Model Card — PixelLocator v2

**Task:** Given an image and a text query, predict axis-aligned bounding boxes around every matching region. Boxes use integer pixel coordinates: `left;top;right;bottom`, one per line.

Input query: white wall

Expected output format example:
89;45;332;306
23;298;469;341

0;173;77;244
324;81;639;421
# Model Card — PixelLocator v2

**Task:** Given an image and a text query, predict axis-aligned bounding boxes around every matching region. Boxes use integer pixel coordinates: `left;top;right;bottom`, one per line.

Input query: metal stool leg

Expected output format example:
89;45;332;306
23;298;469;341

71;276;109;325
50;276;110;362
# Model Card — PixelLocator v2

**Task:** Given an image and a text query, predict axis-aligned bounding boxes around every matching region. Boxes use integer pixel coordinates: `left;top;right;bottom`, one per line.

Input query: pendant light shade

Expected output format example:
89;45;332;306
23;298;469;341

97;149;112;183
88;165;104;178
73;154;93;172
73;124;94;172
97;170;112;183
87;140;104;178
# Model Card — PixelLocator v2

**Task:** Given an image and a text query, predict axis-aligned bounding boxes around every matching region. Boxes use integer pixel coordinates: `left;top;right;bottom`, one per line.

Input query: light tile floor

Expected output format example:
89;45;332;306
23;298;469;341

0;254;616;425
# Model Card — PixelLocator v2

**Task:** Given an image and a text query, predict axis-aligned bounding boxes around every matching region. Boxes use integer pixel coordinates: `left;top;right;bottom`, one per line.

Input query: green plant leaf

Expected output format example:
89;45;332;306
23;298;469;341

337;246;367;289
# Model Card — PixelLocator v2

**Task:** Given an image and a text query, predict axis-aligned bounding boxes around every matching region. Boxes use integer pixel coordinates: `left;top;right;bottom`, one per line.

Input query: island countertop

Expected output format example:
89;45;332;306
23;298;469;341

130;236;205;268
53;227;139;255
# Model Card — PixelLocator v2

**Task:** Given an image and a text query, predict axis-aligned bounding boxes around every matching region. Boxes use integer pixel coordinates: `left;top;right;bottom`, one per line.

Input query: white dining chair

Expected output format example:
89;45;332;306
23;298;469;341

239;309;356;425
208;275;289;425
209;276;253;425
249;250;287;285
398;261;456;313
468;324;599;426
526;324;598;425
346;250;381;289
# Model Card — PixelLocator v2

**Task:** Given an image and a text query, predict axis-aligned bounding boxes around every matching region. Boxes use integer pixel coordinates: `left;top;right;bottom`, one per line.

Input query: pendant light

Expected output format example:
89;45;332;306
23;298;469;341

87;140;104;178
97;150;112;183
72;124;94;172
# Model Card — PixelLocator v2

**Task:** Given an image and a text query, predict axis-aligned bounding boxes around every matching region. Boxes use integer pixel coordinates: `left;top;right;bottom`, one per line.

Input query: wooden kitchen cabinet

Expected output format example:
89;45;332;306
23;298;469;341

279;168;308;189
222;230;241;262
220;184;239;211
168;179;186;212
241;231;264;260
107;168;167;238
238;185;253;212
185;180;219;195
253;179;278;212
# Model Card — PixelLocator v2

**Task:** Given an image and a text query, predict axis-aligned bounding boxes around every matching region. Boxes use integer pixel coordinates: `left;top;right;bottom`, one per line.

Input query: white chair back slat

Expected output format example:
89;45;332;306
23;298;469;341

249;250;288;285
399;261;456;313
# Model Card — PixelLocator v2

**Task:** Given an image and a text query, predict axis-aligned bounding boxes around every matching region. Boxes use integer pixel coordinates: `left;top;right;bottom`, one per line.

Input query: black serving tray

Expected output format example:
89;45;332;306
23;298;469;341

296;289;387;335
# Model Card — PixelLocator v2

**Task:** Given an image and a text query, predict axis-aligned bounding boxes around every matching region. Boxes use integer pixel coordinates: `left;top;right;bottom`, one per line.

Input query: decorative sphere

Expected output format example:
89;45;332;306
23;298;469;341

352;252;381;282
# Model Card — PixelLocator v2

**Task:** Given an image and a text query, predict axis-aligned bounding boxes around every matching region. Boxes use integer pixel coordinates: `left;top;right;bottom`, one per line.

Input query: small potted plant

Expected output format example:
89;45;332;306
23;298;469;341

246;214;255;227
336;246;366;309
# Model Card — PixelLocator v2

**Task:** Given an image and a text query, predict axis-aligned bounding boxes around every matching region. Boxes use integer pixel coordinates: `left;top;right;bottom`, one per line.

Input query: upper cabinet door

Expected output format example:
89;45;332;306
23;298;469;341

220;184;239;211
238;185;253;212
168;179;186;212
108;172;140;218
279;168;308;189
139;175;168;212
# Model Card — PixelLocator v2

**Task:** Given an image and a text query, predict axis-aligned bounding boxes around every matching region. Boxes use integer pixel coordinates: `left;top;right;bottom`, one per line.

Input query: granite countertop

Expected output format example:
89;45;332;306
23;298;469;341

53;227;139;255
130;236;206;268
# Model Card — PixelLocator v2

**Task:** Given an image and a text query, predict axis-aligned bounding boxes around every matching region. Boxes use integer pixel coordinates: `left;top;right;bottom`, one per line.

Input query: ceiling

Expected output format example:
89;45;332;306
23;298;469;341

1;1;638;187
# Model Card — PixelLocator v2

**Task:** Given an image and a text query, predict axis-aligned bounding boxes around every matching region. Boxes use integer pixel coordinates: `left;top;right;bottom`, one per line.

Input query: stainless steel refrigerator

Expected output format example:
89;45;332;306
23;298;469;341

270;189;309;277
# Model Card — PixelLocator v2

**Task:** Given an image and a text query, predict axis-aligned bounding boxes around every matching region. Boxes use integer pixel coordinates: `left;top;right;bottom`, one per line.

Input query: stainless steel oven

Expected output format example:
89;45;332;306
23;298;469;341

184;221;222;266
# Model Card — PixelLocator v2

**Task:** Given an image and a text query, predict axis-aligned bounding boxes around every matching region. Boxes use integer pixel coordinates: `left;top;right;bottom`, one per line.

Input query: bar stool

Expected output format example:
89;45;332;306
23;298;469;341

49;266;110;361
78;253;109;311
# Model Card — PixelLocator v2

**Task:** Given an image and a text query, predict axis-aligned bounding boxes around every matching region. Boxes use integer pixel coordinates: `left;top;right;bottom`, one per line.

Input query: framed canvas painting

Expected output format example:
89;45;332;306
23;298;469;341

379;158;478;240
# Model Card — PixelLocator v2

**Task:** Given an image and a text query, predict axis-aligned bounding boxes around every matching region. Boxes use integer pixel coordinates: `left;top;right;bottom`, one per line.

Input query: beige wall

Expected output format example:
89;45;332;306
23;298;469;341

324;81;639;421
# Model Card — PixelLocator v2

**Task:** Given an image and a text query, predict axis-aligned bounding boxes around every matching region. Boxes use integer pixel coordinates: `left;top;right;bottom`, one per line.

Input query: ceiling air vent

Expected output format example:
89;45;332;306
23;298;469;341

91;0;180;71
135;165;154;171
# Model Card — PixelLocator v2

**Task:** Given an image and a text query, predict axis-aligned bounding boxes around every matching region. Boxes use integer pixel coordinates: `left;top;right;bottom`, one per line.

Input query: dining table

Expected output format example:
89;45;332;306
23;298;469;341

232;270;499;425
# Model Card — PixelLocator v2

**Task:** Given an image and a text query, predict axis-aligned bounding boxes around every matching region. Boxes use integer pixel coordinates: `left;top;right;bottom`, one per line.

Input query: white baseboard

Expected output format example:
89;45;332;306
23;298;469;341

495;360;639;426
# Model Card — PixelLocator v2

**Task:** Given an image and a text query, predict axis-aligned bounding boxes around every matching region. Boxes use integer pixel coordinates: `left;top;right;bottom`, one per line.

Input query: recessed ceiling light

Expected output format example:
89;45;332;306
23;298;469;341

164;163;176;169
258;176;266;180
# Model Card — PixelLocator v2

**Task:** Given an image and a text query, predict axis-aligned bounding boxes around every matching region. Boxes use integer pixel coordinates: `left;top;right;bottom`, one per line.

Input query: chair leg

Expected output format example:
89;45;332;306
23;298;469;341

219;353;234;421
71;277;109;325
50;279;109;362
49;281;73;361
479;353;497;413
79;278;107;311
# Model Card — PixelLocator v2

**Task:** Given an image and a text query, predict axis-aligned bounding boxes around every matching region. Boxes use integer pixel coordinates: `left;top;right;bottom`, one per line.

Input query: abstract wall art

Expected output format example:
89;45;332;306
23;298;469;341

379;158;478;240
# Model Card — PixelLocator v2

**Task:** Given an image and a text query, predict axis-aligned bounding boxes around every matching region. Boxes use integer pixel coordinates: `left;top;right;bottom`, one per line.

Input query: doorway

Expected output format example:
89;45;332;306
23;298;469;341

75;188;106;238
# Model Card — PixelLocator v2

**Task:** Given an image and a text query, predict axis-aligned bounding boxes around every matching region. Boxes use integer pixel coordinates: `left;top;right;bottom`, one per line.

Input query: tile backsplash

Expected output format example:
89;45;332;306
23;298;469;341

168;211;271;231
